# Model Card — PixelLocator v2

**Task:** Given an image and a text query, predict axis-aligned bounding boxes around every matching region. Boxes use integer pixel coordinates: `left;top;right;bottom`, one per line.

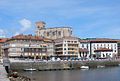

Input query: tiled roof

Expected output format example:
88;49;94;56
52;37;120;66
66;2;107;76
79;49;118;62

80;38;118;43
11;34;43;40
90;38;118;43
0;38;8;43
94;48;113;52
79;40;89;43
63;36;79;39
117;40;120;43
55;36;78;40
7;34;53;42
79;48;89;52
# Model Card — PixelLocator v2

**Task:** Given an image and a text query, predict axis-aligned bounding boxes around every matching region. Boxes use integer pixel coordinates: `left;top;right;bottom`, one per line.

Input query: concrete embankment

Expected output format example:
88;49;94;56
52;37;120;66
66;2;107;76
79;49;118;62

10;60;120;71
0;64;10;81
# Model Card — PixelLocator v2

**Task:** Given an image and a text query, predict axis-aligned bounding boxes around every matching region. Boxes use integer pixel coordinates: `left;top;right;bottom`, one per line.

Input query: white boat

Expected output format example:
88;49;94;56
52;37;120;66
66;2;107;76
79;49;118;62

24;68;37;71
97;65;105;68
80;66;89;69
118;64;120;66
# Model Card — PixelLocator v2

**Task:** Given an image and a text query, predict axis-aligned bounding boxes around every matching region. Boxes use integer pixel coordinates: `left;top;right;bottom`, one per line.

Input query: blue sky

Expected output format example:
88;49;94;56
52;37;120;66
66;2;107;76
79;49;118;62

0;0;120;39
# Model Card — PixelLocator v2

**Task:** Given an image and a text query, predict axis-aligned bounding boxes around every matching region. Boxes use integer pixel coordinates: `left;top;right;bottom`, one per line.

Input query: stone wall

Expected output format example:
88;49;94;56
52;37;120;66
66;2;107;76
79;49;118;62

10;61;70;70
10;60;120;71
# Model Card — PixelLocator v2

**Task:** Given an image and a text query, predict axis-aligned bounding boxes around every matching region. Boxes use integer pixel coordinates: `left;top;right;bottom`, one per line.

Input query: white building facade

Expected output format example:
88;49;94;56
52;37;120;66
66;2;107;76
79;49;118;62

79;40;90;59
54;37;79;59
91;42;117;58
79;39;118;59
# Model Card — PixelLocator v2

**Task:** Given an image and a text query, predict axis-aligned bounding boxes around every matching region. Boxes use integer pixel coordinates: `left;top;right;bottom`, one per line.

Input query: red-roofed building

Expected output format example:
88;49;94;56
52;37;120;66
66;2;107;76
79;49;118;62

0;38;8;59
79;38;118;59
2;34;54;59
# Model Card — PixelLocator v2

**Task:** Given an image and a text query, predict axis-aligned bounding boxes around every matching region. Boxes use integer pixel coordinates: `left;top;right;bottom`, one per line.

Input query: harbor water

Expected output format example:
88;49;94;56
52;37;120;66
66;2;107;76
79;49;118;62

18;67;120;81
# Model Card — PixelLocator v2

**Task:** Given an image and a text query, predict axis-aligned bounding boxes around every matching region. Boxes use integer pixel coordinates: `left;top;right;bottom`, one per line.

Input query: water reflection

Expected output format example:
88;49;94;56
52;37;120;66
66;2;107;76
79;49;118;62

19;67;120;81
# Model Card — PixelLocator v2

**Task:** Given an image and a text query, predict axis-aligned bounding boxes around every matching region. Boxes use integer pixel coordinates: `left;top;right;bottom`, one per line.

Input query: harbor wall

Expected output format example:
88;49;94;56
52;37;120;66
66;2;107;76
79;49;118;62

10;60;120;71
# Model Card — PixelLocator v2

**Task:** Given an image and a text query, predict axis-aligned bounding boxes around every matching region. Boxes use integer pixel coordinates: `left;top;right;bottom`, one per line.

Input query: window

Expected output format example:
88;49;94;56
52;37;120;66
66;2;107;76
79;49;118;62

97;44;99;48
64;48;66;50
93;44;95;48
67;41;70;43
64;44;66;46
53;32;55;36
104;44;106;48
71;31;72;35
94;47;96;50
82;44;84;48
21;48;23;51
114;44;117;49
111;44;113;47
58;31;61;36
74;41;77;43
47;32;49;36
86;44;88;49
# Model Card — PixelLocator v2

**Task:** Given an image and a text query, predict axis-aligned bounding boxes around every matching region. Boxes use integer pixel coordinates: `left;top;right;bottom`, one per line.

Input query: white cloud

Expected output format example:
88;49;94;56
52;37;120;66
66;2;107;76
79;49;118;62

0;29;6;37
14;18;32;35
14;32;20;36
19;18;32;32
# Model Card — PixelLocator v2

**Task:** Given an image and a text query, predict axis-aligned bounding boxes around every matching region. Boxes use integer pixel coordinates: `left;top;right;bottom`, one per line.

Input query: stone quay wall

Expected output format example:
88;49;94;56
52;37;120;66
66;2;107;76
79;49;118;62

10;60;120;71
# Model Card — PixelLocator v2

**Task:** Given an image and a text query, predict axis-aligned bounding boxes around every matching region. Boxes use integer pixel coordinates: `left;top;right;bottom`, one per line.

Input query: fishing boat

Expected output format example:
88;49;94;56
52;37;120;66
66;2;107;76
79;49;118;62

80;66;89;69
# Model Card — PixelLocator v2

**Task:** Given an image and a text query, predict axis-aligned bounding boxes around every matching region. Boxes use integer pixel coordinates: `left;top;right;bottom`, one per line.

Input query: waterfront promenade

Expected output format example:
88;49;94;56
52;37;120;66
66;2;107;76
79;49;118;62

0;64;10;81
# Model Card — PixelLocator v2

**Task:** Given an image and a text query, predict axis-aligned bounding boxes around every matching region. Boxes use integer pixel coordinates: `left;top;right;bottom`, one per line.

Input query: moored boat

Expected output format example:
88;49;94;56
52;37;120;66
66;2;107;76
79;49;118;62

80;66;89;69
24;68;37;71
97;65;105;68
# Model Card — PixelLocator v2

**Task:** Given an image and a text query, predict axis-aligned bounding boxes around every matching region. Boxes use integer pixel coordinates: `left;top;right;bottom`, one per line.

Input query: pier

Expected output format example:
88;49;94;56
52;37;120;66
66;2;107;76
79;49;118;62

0;64;10;81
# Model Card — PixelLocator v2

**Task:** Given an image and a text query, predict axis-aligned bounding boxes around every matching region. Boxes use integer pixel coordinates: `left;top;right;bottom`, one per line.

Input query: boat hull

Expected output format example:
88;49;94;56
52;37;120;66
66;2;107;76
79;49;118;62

24;68;37;71
80;66;89;69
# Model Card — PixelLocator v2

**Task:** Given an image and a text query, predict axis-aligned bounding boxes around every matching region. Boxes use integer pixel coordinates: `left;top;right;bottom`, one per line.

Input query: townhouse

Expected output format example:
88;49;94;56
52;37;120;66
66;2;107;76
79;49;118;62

2;34;54;60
